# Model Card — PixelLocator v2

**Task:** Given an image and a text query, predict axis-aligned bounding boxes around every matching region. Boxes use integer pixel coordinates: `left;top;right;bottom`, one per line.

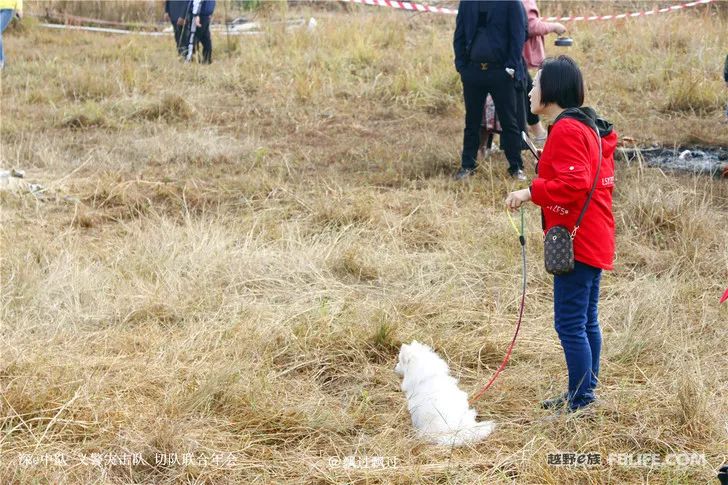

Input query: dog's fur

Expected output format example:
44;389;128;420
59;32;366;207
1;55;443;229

394;341;495;446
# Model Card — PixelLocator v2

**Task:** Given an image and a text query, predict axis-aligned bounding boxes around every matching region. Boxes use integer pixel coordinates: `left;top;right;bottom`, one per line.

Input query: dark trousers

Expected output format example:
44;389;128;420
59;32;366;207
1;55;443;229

525;71;539;126
195;15;212;64
460;63;524;174
553;261;602;410
172;22;185;55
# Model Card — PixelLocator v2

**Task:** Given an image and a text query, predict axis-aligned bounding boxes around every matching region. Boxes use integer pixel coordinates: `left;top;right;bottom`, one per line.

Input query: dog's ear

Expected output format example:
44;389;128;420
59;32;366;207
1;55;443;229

410;340;428;353
394;344;409;376
399;343;411;365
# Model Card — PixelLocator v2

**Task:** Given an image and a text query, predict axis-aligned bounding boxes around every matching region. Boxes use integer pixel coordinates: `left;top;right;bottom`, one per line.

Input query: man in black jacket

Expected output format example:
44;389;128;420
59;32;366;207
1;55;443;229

453;0;527;180
164;0;190;56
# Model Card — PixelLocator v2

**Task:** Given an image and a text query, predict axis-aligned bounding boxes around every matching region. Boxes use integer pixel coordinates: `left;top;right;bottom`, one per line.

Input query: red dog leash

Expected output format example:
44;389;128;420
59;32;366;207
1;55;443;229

469;209;527;404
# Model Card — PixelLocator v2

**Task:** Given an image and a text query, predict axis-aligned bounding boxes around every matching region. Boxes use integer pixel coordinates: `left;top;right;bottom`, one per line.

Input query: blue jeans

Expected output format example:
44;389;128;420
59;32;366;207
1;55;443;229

553;261;602;410
0;9;15;66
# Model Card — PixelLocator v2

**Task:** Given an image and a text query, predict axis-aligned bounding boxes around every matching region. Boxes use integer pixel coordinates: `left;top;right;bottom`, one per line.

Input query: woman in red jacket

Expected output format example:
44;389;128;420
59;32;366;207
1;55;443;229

506;56;618;412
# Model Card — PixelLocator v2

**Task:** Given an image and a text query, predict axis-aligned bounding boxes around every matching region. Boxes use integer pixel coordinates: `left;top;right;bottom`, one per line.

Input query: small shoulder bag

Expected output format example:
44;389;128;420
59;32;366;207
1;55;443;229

543;117;602;275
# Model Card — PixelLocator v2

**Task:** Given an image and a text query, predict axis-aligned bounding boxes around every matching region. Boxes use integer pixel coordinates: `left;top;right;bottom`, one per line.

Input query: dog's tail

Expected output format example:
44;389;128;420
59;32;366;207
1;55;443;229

435;421;496;447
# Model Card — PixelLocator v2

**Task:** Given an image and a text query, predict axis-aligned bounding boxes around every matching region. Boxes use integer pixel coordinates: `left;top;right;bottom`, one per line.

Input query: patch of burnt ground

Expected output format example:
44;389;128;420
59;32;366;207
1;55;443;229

618;145;728;177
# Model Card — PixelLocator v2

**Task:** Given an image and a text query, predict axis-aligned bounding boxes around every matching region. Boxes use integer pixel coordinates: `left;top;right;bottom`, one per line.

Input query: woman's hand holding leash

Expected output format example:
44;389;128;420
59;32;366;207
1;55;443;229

506;188;531;211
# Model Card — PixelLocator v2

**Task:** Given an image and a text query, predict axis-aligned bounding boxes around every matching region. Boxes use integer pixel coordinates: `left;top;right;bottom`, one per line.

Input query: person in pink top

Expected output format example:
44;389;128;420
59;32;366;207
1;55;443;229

521;0;565;142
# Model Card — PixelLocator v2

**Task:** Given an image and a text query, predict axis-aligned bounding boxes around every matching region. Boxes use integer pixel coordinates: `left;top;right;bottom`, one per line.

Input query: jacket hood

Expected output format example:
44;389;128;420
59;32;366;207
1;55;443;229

555;106;617;158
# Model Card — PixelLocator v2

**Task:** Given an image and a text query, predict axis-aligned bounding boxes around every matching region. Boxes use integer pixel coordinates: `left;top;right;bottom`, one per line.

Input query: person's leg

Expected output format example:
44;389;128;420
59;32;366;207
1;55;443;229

585;269;602;393
487;70;524;175
193;16;202;59
0;9;16;68
478;127;487;159
478;130;495;160
460;65;487;170
173;22;183;54
0;10;9;31
553;262;599;410
199;15;212;64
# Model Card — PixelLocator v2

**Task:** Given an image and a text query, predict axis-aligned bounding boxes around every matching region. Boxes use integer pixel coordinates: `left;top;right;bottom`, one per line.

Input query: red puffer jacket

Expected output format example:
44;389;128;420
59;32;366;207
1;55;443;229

530;114;618;270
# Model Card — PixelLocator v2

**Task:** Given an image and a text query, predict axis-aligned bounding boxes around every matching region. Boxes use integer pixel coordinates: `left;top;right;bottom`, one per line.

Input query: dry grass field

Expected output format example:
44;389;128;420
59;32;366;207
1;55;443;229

1;2;727;484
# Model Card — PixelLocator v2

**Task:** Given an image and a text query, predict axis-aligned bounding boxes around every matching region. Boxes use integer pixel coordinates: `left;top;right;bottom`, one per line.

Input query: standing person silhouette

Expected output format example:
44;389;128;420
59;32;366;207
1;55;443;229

164;0;190;56
187;0;215;64
453;0;528;181
506;56;618;413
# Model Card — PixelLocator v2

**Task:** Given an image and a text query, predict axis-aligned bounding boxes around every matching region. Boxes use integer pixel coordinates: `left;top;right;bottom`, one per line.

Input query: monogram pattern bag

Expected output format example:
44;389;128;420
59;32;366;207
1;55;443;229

543;113;603;275
544;225;575;275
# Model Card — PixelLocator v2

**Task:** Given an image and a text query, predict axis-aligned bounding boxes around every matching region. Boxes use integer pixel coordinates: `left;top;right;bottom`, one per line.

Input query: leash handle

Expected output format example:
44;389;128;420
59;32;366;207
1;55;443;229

506;207;526;246
506;207;524;236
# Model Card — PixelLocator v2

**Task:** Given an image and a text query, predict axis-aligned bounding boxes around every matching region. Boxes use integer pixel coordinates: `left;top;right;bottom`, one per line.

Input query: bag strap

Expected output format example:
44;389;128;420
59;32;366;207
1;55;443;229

554;109;603;239
573;121;602;238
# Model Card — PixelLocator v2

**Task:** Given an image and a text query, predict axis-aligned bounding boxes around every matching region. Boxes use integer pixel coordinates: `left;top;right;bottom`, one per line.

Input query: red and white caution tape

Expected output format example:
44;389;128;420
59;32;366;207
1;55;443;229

543;0;714;21
341;0;716;20
341;0;457;15
34;0;718;36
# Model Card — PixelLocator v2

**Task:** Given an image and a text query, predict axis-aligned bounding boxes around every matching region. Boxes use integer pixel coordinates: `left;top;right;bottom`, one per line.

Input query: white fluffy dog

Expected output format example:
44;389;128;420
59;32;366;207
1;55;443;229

394;341;495;447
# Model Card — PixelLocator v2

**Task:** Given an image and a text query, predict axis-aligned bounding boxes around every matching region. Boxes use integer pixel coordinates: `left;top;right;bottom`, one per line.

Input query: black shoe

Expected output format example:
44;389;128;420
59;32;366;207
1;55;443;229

541;392;568;410
453;167;476;181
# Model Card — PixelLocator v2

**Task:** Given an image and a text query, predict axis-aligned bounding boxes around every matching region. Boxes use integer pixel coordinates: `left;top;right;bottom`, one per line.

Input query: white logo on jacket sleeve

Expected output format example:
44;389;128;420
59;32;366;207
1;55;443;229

547;205;569;215
601;176;614;186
